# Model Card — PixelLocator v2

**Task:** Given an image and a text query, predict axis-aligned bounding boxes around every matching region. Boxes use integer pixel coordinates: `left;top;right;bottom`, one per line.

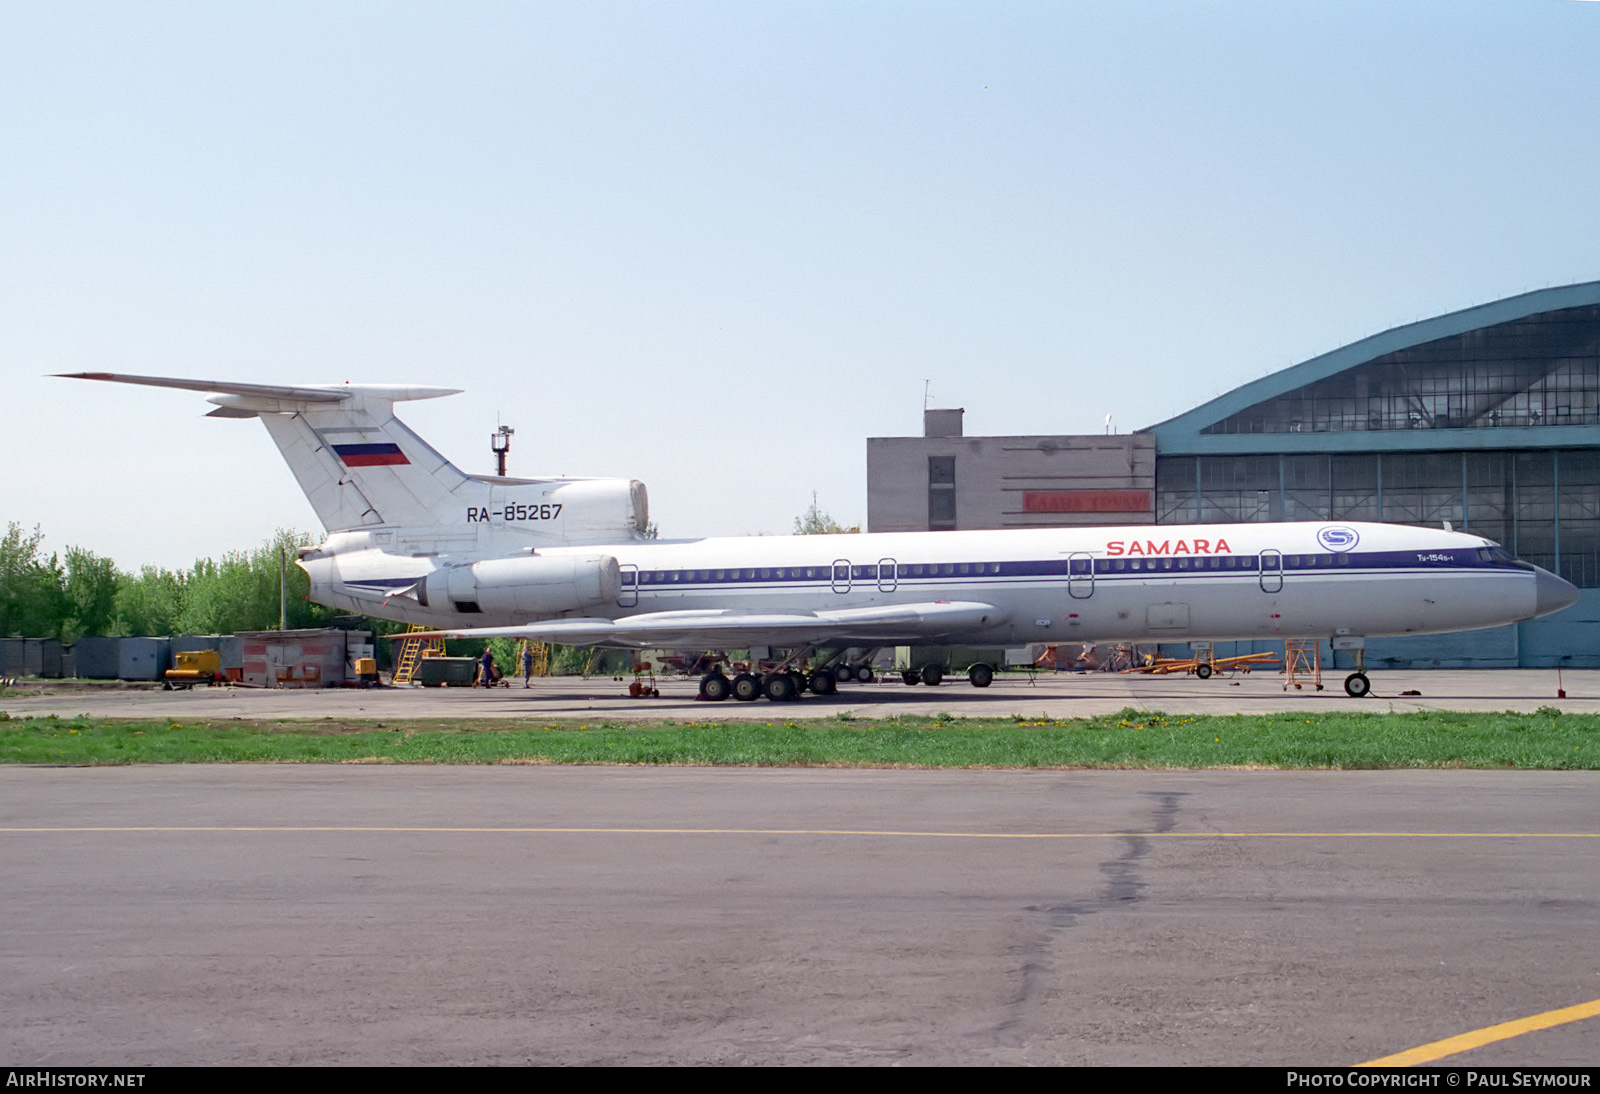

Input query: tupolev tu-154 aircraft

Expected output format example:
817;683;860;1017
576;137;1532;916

63;372;1580;700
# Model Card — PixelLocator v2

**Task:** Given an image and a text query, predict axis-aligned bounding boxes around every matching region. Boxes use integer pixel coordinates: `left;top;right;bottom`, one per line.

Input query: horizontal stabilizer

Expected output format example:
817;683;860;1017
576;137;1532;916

57;372;460;407
390;600;1007;649
59;370;472;531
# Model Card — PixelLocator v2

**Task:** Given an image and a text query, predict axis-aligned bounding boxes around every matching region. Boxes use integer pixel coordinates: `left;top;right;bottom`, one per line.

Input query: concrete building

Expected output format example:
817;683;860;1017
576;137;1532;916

867;409;1156;532
865;282;1599;667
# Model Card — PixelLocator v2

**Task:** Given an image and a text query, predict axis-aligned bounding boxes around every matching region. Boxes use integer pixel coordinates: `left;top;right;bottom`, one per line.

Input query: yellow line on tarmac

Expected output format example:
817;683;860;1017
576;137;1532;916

1;826;1598;838
1359;997;1600;1067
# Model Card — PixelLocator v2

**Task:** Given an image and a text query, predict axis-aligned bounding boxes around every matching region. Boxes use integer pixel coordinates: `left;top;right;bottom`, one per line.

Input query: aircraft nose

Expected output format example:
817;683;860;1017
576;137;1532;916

1534;567;1580;618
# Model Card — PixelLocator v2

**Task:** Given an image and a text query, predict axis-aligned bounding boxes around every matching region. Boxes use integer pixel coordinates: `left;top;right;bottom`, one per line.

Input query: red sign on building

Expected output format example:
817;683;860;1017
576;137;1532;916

1021;490;1151;514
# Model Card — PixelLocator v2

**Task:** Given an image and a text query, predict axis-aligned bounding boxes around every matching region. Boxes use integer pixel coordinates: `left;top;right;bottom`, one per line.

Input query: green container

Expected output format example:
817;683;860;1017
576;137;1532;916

414;656;480;687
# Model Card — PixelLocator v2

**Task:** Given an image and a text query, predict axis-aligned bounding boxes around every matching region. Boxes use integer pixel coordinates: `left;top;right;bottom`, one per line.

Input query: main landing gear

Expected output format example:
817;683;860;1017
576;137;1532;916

696;650;996;703
697;644;833;704
698;668;820;703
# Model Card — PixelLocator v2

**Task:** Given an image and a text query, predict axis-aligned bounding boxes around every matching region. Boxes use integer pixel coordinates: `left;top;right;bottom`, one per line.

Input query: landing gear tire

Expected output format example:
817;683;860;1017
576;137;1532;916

1195;663;1213;680
764;673;797;702
968;663;993;688
834;664;855;683
732;673;761;702
809;669;837;695
921;664;944;687
699;673;731;702
856;667;875;684
902;670;919;686
1344;672;1371;699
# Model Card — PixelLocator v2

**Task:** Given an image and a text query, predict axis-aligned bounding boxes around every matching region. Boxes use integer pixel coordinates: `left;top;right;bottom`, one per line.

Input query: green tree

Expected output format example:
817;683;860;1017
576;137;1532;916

180;529;337;634
113;565;188;636
60;546;119;642
0;523;67;638
793;493;859;535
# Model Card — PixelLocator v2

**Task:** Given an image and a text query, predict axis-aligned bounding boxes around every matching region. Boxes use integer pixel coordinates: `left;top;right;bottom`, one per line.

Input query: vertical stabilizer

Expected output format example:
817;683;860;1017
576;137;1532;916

256;394;476;529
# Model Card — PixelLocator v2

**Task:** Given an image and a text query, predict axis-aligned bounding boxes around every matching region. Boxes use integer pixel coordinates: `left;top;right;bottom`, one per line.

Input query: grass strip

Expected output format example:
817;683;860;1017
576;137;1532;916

1;708;1597;769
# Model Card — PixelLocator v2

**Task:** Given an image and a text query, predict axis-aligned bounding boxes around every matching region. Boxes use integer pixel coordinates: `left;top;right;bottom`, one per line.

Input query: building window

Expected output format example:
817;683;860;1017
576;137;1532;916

928;456;956;530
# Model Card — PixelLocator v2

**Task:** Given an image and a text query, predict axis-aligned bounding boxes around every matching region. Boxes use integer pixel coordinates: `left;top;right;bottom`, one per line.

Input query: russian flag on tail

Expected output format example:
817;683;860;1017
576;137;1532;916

332;442;410;467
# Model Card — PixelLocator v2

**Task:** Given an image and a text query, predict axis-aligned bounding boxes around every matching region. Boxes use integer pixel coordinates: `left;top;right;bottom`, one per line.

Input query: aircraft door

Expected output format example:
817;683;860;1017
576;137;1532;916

1068;553;1094;599
877;557;897;592
832;559;851;594
618;563;639;607
1259;550;1283;593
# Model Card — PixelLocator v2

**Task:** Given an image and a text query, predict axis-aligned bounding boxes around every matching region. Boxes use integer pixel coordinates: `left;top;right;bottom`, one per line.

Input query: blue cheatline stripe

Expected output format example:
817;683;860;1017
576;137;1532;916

357;550;1521;594
620;551;1516;590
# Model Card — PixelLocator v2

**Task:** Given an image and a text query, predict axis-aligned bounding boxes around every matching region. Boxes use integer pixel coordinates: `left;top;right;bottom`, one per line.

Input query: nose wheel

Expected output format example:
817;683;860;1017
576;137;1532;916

1344;672;1371;698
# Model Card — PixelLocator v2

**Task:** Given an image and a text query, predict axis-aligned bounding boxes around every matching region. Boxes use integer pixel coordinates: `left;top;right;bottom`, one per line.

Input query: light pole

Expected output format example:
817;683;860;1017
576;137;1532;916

491;425;514;477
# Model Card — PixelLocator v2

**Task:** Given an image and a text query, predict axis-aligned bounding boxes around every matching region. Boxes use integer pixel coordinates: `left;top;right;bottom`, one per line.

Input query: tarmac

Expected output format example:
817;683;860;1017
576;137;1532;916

4;669;1598;1065
2;666;1595;721
2;764;1596;1066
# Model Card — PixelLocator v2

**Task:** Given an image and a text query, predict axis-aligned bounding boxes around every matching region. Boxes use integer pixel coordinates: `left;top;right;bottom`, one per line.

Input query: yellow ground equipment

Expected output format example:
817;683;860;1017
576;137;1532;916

164;649;222;689
1284;638;1324;691
1121;650;1282;677
520;641;549;678
391;624;445;686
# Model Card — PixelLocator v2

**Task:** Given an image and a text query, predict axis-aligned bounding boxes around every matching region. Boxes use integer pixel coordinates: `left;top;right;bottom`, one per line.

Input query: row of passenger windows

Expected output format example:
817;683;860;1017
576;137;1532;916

1093;553;1353;573
638;563;1005;584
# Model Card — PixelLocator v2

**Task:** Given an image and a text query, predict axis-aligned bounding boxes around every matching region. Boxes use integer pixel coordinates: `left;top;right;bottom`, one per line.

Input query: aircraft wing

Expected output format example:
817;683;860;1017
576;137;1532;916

392;601;1006;649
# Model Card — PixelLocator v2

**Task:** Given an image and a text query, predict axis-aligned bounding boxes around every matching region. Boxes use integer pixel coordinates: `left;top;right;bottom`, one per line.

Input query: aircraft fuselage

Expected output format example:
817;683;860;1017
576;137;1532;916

302;520;1549;648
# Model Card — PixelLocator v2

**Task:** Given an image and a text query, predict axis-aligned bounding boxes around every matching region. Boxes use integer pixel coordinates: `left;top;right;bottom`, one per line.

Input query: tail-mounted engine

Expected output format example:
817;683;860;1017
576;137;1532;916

422;553;621;617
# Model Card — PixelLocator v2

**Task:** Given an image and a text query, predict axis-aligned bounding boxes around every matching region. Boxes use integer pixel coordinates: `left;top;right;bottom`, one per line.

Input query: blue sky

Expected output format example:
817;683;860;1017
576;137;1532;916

4;2;1598;570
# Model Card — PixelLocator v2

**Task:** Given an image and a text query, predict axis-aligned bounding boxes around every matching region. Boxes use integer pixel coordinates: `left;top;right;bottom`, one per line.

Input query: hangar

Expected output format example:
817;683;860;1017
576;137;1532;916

867;282;1599;668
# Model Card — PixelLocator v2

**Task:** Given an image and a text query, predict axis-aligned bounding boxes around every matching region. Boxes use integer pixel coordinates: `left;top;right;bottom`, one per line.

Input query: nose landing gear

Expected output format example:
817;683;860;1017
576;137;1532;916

1341;643;1371;698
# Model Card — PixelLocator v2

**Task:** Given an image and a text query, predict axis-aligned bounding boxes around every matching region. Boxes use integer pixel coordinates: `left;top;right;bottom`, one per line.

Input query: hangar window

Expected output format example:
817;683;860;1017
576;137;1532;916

1200;304;1600;435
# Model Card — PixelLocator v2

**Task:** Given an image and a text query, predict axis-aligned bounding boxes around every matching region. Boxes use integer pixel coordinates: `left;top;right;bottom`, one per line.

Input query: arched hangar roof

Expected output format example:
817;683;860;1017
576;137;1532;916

1142;281;1600;455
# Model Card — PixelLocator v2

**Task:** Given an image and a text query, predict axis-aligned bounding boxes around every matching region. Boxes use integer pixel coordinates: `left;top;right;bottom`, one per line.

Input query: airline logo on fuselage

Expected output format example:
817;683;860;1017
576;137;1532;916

1105;538;1232;557
1316;525;1360;552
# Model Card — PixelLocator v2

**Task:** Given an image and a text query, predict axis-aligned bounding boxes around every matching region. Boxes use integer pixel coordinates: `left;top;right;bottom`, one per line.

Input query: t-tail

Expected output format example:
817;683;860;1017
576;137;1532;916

56;373;649;546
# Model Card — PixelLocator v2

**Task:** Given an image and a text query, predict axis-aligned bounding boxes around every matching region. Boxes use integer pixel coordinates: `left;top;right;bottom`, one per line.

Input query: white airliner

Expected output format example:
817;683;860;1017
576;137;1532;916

63;373;1580;700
